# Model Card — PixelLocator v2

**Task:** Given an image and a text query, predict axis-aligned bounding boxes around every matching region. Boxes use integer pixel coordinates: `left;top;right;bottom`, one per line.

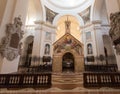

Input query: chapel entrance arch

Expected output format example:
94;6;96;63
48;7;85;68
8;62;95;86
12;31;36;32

62;52;74;72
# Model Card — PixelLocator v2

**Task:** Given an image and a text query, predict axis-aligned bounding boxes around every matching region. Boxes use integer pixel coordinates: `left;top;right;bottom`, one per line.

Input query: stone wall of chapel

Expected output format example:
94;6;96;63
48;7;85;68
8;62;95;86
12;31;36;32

52;49;84;73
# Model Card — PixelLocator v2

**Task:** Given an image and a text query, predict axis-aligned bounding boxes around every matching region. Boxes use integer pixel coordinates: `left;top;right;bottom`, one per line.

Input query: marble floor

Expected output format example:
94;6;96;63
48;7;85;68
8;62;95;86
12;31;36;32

0;73;120;94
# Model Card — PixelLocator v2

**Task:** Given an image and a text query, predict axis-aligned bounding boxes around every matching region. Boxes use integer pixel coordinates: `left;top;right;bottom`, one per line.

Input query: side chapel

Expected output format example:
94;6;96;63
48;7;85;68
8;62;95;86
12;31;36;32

52;17;84;73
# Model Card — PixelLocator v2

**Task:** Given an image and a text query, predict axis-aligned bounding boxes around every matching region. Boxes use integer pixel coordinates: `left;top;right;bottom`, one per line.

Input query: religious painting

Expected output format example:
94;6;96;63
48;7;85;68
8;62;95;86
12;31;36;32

65;36;72;44
46;7;58;24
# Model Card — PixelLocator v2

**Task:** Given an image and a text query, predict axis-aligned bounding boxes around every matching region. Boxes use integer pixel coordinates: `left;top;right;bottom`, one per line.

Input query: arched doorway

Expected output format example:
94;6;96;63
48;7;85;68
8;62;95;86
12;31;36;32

62;52;74;72
18;36;34;72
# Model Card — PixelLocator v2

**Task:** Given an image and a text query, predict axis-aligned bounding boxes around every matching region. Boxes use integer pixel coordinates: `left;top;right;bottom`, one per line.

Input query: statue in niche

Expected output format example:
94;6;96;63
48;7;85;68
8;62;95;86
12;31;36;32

44;44;50;55
0;16;23;61
87;44;93;54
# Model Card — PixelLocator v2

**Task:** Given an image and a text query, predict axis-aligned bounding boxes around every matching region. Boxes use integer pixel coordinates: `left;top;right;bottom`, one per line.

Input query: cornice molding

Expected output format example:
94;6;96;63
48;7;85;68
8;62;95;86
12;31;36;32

80;20;102;29
34;20;56;29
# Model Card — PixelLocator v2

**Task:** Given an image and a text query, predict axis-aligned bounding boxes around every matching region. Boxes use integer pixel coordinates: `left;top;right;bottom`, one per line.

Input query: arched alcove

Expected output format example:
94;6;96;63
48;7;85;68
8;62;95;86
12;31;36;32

62;52;74;72
18;35;34;72
87;43;93;54
44;44;50;55
102;35;117;65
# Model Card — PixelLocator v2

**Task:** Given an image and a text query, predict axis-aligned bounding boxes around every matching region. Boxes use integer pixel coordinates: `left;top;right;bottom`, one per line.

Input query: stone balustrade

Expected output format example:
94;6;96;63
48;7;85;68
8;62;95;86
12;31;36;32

84;72;120;87
0;73;51;88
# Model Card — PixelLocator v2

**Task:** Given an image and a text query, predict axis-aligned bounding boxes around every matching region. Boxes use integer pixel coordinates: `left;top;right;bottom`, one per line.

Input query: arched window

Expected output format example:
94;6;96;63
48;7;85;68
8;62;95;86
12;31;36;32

44;44;50;55
87;43;93;54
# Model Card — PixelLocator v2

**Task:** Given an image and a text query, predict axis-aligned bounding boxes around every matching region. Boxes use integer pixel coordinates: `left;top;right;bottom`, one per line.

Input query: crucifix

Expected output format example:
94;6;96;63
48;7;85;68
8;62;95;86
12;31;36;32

65;16;71;34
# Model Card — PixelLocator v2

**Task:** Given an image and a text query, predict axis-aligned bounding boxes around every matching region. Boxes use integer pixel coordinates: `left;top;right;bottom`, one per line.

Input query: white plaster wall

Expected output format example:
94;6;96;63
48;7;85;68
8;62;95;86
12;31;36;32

40;29;45;57
30;23;56;66
0;0;29;73
0;0;7;25
81;24;98;65
82;21;109;65
0;0;16;41
51;31;56;57
26;0;43;25
105;0;119;17
1;56;20;74
40;25;56;58
105;0;120;70
118;0;120;9
94;25;105;56
0;0;17;73
100;1;109;25
13;0;29;29
92;0;104;21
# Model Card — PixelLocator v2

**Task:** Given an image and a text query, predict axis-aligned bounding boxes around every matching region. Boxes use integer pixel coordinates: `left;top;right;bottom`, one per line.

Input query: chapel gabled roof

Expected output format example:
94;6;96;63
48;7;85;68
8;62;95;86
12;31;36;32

53;33;83;46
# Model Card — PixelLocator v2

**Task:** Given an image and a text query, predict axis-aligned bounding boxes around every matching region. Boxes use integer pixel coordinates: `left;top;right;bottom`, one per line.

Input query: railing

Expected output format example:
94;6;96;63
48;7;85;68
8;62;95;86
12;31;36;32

84;64;118;72
0;73;51;88
83;72;120;87
18;64;52;73
28;65;52;73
